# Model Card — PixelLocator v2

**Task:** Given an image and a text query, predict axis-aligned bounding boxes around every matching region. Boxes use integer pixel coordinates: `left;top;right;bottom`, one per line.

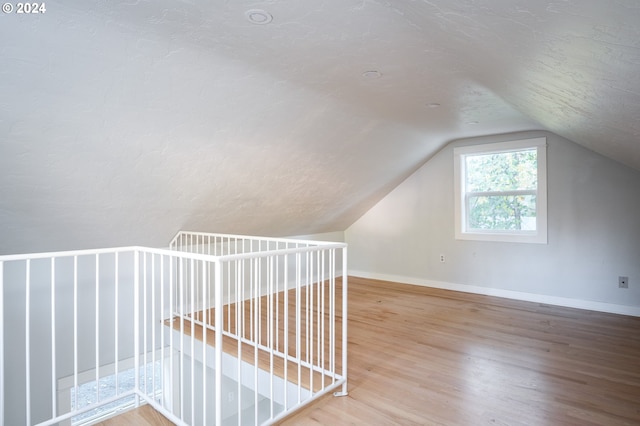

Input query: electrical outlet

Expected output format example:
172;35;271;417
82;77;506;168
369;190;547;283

439;254;445;263
619;276;629;289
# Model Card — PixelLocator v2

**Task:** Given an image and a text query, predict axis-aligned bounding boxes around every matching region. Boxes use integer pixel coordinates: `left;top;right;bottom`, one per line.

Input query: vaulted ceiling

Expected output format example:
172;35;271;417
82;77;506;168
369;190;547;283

1;0;639;254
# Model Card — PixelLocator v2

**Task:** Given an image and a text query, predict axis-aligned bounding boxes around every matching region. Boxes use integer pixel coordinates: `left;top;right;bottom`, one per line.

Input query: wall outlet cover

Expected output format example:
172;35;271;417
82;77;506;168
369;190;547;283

619;276;629;288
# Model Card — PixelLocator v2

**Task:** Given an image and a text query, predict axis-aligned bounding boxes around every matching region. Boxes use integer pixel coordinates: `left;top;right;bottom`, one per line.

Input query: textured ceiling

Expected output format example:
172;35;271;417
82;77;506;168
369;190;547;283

1;0;639;254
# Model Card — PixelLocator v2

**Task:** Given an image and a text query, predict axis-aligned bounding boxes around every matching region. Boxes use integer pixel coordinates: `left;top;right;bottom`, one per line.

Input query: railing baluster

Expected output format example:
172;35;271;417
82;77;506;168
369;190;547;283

25;259;31;426
151;253;156;401
296;251;302;404
236;260;242;425
0;260;3;425
168;254;175;417
178;257;184;420
321;250;326;388
114;253;119;397
330;249;336;385
283;253;289;410
238;258;245;424
73;256;78;413
51;258;57;419
309;250;314;393
201;259;207;426
190;258;195;426
268;254;275;419
159;254;165;406
134;250;140;408
94;254;100;405
141;251;147;399
214;260;223;426
254;257;259;423
340;247;349;396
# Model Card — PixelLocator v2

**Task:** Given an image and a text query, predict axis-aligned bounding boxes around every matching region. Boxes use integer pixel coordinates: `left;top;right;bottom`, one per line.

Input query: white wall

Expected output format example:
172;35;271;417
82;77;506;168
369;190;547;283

346;131;640;315
288;231;345;243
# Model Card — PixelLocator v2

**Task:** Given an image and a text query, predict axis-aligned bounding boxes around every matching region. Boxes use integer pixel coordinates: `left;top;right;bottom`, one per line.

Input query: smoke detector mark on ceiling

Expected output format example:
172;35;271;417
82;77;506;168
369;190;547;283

362;70;382;79
245;9;273;25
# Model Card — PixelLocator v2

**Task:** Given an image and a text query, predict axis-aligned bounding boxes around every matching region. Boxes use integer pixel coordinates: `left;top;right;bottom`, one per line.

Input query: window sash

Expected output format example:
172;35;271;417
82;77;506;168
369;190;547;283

465;189;536;198
465;190;537;231
453;137;547;244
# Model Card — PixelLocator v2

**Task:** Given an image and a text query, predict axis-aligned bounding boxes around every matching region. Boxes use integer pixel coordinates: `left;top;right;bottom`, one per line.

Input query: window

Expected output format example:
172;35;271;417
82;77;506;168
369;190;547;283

454;137;547;243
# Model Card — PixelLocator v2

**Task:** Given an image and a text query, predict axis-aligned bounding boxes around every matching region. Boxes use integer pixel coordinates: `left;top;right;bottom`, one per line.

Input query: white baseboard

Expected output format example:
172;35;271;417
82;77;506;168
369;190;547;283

348;270;640;317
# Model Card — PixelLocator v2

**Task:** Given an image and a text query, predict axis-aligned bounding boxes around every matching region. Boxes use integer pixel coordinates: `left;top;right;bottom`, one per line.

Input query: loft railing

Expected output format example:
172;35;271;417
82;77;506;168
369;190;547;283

0;233;347;426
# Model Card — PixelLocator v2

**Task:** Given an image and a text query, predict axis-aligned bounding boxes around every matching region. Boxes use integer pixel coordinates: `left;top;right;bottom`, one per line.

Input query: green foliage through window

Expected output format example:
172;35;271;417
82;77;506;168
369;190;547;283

465;149;538;231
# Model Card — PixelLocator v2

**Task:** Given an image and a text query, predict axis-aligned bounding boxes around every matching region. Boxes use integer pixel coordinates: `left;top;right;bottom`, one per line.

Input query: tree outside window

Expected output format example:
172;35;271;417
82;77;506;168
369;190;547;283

454;138;547;244
465;149;537;231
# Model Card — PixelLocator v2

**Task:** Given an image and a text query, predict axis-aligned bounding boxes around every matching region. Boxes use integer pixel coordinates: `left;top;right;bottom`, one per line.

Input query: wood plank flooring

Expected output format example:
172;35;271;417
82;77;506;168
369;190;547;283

280;277;640;425
106;276;640;425
95;404;174;426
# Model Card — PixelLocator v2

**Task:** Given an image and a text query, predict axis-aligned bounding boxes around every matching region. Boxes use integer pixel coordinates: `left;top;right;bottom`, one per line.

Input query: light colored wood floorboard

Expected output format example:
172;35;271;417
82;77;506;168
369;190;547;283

104;276;640;425
95;404;174;426
279;276;640;425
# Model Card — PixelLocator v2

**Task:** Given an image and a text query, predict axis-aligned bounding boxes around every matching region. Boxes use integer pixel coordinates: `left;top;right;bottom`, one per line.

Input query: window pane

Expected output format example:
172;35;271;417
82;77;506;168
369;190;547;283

468;194;537;231
466;149;537;192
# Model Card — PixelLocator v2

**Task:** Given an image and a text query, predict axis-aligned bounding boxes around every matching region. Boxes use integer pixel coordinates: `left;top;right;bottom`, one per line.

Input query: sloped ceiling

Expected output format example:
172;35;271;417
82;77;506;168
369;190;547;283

1;0;639;254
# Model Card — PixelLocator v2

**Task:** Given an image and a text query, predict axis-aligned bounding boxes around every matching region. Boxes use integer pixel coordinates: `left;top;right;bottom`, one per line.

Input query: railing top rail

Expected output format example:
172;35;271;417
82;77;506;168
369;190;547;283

154;243;346;261
0;246;142;262
0;242;346;263
211;242;347;263
0;246;215;263
170;230;345;248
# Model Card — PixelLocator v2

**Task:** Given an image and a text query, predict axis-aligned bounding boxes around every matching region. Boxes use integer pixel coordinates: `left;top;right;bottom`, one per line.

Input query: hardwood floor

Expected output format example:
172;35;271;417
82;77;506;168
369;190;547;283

279;277;640;425
106;276;640;425
96;404;174;426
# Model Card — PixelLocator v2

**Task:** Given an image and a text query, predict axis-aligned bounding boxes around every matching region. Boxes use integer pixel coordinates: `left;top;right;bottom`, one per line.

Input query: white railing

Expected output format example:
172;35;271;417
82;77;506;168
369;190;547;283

0;233;347;426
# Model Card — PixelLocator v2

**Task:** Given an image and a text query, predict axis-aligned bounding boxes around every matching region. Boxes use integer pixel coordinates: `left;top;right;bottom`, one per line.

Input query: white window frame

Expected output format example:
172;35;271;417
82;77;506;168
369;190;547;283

454;137;547;244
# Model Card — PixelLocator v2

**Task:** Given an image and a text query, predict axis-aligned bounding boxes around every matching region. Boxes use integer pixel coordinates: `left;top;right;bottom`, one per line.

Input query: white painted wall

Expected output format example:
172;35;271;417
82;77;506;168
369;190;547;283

289;231;345;243
346;131;640;315
289;231;346;276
